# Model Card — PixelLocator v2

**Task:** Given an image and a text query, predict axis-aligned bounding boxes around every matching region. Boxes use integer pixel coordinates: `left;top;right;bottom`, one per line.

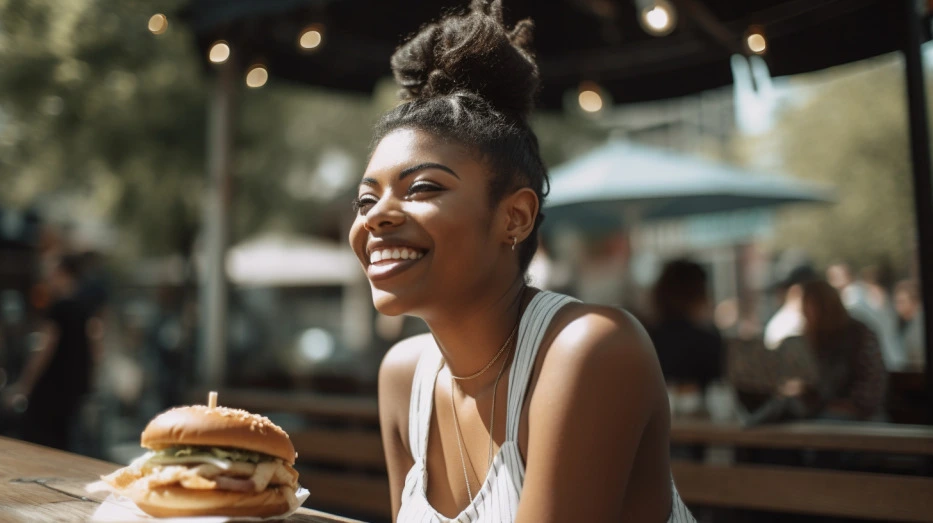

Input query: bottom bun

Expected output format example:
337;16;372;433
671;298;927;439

133;486;292;518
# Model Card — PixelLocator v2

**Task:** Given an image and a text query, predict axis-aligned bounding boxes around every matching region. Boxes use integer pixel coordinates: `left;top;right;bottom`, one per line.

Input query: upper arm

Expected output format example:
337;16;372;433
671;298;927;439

516;307;667;523
377;335;426;520
848;329;886;416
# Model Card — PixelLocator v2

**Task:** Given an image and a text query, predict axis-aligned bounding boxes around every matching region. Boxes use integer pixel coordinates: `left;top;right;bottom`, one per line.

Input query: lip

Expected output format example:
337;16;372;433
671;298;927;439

366;254;425;282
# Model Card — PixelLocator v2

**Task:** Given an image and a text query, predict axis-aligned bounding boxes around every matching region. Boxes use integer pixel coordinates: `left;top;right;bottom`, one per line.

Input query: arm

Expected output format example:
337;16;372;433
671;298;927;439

834;328;886;419
13;321;60;397
516;308;666;522
377;336;424;521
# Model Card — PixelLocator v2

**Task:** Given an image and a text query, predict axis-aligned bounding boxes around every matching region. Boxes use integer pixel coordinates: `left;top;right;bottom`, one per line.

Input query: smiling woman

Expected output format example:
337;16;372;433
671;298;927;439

346;1;696;522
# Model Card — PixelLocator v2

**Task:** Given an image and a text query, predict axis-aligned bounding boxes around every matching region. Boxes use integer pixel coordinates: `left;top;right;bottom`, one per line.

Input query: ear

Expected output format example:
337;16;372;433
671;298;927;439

500;187;539;246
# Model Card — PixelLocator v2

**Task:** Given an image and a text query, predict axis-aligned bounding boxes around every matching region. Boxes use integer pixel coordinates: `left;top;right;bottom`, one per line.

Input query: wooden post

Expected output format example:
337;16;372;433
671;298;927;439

902;0;933;415
199;59;237;388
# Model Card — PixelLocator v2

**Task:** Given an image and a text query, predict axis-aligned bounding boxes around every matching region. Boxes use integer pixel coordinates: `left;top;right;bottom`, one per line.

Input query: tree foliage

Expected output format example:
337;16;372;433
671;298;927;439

0;0;605;262
746;57;920;274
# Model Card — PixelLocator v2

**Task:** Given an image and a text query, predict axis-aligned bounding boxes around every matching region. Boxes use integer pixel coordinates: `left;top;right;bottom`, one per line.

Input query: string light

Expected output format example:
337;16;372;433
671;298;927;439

298;25;324;50
245;65;268;88
148;14;168;35
746;27;767;54
636;0;676;36
208;41;231;64
578;83;604;113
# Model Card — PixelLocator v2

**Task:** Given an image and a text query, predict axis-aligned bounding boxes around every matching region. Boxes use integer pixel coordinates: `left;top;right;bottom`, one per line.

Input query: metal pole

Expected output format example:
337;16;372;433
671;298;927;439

199;59;237;388
902;0;933;415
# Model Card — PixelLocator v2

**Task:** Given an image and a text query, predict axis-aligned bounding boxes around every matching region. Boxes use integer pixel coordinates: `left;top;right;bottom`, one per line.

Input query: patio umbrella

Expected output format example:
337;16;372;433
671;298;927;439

545;141;832;223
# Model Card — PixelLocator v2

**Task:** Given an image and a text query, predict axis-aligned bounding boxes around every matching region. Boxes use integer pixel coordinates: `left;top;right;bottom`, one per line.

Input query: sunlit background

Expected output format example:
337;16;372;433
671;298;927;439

0;1;931;521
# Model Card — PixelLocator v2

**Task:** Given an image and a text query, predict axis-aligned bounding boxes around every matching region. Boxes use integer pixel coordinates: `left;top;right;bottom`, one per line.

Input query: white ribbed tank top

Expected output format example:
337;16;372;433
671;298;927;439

396;291;696;523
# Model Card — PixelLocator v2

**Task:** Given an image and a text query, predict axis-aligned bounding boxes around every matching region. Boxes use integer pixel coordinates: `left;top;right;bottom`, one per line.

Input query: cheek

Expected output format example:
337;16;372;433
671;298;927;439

415;201;494;271
348;217;366;251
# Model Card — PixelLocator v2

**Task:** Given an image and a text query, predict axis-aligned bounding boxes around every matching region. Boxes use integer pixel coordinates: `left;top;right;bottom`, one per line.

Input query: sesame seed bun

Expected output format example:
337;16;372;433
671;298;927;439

141;405;296;464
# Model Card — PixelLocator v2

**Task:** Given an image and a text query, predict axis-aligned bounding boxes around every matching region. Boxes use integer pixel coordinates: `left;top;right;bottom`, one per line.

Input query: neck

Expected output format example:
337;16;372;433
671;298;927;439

426;278;527;396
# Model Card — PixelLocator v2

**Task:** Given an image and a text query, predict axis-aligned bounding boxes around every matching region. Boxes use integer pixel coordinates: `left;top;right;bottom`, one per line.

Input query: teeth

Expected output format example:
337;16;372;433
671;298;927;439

370;247;424;264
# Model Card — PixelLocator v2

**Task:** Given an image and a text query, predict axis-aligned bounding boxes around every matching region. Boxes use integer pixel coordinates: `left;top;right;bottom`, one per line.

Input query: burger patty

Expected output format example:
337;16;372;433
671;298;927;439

103;459;299;494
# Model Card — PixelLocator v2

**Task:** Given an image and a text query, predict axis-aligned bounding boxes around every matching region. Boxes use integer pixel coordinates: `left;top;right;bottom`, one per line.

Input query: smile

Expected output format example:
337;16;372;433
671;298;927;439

369;247;425;264
365;246;427;282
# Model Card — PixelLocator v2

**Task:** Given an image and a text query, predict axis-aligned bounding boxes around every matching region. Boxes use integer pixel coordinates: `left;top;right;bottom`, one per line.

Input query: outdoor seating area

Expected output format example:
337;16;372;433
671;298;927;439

204;388;933;521
2;0;933;522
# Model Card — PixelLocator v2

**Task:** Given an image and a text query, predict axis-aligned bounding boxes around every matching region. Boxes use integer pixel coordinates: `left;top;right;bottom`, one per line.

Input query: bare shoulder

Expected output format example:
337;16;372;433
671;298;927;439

545;303;660;376
532;302;666;419
378;333;434;458
379;332;433;393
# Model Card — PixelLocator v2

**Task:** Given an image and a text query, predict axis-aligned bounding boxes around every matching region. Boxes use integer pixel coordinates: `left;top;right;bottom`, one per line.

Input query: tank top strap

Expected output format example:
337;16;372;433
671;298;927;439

505;291;580;442
407;342;444;460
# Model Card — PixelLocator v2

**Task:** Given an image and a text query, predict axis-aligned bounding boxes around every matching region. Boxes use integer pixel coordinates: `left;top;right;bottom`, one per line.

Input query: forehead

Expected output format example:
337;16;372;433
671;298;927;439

366;128;481;176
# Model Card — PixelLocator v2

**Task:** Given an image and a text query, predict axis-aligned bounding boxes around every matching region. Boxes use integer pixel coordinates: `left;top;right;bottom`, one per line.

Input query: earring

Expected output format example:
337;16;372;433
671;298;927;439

511;237;517;251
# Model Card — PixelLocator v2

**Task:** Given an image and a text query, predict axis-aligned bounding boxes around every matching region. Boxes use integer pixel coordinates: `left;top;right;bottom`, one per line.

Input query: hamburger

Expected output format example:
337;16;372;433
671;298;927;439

100;400;300;518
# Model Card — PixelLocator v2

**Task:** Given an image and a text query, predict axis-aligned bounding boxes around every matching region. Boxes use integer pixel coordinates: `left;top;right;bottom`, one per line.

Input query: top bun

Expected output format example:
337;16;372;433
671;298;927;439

391;0;539;118
141;405;296;464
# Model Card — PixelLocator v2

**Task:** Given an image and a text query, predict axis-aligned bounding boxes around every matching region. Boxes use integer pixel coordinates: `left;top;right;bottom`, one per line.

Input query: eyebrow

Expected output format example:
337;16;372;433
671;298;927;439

360;162;459;187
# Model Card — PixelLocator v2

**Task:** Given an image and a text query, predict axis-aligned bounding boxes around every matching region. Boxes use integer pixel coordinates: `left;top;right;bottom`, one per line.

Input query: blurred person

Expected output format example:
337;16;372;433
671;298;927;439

763;265;818;350
147;285;191;410
649;259;724;393
2;255;94;450
778;280;887;421
894;279;925;366
349;2;695;521
826;262;902;368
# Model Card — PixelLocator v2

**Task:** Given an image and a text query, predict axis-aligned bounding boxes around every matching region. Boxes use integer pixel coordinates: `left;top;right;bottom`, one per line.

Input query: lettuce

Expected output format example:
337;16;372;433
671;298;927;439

153;446;275;463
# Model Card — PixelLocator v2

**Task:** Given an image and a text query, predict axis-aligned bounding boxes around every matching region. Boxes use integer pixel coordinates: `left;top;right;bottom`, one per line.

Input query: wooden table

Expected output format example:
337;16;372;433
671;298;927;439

0;436;363;523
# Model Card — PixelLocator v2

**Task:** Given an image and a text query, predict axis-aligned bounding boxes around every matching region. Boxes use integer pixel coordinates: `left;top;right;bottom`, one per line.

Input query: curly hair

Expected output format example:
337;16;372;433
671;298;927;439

372;0;549;273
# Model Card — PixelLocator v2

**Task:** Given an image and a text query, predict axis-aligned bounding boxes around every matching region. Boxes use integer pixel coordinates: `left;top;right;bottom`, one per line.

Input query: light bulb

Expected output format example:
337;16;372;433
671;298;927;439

148;14;168;35
578;90;603;113
246;65;268;88
209;41;231;64
645;7;670;32
637;0;677;36
299;27;323;50
747;32;767;54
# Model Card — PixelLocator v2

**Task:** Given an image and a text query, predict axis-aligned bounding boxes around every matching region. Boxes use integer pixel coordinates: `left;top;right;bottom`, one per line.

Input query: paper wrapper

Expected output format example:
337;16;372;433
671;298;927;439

87;487;310;522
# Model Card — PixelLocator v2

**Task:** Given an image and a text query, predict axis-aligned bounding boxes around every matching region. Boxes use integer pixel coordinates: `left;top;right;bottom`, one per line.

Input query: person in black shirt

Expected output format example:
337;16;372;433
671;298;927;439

6;255;92;450
649;259;724;393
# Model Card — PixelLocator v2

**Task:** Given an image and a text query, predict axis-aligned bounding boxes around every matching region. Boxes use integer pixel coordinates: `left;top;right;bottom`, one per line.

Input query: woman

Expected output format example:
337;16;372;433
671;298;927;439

348;2;695;521
650;259;724;394
788;281;887;420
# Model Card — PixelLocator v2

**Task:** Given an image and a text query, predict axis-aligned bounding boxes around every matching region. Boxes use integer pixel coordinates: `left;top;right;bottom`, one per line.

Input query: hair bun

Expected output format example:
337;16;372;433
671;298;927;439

390;0;539;118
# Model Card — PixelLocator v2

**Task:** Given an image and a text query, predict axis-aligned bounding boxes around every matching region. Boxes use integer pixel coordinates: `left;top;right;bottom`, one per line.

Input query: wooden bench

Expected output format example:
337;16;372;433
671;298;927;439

670;419;933;521
205;389;933;522
671;419;933;456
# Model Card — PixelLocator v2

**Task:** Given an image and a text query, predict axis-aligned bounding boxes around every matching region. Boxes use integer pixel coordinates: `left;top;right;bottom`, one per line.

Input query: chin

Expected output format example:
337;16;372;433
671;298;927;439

371;286;416;317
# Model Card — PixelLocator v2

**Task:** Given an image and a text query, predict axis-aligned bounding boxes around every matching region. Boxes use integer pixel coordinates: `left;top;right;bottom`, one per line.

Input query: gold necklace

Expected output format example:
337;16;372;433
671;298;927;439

449;323;519;381
449;340;513;502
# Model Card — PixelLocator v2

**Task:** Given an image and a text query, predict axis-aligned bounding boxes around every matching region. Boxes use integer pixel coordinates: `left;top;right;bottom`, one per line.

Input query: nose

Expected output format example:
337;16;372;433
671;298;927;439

363;195;406;232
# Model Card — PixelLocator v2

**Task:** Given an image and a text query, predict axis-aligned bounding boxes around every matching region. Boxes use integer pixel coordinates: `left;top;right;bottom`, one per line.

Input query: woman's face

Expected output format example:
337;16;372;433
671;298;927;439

348;128;509;317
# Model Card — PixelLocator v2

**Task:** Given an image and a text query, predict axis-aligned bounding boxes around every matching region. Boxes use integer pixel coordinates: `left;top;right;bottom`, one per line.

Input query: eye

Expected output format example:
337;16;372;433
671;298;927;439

407;181;443;196
351;195;378;214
